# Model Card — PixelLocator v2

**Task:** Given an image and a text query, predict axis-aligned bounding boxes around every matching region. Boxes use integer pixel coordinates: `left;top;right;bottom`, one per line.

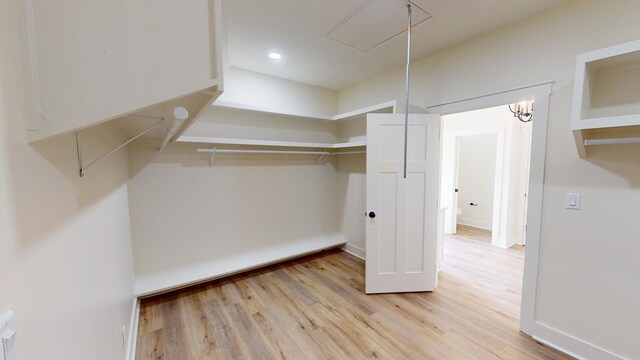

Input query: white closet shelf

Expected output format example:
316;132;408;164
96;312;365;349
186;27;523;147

178;136;366;149
135;234;347;297
571;114;640;130
332;100;397;121
212;99;396;122
28;81;221;143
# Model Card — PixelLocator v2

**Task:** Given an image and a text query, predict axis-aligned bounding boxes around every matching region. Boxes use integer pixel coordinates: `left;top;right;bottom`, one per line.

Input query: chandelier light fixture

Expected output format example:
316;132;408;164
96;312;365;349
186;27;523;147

509;100;534;122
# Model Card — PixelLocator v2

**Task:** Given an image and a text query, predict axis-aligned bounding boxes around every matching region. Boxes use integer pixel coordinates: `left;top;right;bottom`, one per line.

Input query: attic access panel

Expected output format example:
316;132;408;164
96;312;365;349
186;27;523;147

326;0;431;52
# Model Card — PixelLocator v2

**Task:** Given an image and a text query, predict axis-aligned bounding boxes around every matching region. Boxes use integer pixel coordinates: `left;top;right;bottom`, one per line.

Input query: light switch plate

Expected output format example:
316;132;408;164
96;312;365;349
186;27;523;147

565;193;581;210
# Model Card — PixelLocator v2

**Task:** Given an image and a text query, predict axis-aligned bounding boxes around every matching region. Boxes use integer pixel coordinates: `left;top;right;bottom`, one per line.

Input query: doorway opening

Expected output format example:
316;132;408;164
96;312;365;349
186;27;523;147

429;82;552;335
438;103;534;322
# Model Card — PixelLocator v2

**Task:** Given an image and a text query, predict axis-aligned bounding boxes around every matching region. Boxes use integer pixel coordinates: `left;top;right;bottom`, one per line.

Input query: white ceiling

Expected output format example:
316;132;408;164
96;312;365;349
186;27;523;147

224;0;567;90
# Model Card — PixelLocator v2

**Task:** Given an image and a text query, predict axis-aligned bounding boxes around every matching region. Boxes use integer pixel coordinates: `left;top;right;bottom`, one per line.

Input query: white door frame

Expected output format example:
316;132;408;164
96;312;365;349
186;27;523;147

516;124;533;246
428;81;553;336
447;126;505;246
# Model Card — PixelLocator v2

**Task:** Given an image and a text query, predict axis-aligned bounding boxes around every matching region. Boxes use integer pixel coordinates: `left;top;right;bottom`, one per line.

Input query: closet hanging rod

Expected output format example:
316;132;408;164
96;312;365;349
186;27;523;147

197;148;366;167
198;148;329;167
329;151;366;155
197;149;330;155
584;137;640;146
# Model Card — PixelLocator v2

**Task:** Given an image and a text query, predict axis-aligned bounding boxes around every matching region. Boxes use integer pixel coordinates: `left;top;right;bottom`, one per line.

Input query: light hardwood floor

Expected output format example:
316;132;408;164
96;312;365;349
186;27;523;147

136;232;573;360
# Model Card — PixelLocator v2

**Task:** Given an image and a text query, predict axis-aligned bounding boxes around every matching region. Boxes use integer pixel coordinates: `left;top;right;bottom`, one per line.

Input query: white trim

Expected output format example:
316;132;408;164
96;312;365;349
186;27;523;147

532;322;630;360
445;125;507;247
427;82;553;337
125;298;141;360
520;88;550;335
493;239;514;249
456;218;492;231
428;82;554;115
342;243;366;260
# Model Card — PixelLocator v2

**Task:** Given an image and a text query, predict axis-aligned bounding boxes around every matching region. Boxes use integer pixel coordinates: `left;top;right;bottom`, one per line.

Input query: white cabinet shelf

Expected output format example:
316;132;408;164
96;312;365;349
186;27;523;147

135;234;347;296
178;136;366;149
212;99;396;122
20;0;225;143
177;100;395;151
572;39;640;157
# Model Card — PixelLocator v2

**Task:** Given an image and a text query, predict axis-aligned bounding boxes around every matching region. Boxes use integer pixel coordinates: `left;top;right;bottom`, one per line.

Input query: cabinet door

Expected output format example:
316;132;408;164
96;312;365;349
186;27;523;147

365;114;441;294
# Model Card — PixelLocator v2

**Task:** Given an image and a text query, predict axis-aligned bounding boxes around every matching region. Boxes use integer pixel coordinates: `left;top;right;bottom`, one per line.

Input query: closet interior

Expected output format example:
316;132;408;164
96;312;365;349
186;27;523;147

128;100;396;296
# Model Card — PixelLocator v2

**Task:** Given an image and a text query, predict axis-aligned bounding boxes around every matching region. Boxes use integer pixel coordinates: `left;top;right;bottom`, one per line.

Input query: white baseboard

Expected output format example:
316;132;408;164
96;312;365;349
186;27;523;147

533;322;629;360
342;243;365;260
457;218;492;231
492;237;513;249
125;297;141;360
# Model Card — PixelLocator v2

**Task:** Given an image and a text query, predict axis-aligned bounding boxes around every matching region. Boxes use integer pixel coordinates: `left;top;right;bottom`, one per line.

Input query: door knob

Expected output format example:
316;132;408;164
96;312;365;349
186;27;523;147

368;211;376;219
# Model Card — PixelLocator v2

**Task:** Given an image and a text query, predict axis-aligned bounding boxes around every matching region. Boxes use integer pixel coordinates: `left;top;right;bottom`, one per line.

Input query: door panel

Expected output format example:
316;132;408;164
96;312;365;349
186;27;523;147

406;171;426;273
378;172;399;274
366;114;441;294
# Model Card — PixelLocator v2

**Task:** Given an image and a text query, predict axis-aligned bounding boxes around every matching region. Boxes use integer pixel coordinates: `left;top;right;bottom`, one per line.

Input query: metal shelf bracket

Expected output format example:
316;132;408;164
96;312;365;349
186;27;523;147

75;120;164;177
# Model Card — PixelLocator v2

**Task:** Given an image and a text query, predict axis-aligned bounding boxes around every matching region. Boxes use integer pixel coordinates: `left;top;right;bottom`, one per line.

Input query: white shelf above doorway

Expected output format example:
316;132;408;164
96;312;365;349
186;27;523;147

571;39;640;157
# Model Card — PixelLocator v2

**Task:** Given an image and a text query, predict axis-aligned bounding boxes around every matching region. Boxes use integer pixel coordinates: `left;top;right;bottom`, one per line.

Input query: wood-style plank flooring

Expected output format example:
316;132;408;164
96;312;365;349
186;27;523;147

136;230;573;359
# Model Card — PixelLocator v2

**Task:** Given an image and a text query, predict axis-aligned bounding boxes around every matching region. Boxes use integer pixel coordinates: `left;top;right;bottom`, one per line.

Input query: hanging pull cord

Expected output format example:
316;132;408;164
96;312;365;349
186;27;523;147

403;4;412;179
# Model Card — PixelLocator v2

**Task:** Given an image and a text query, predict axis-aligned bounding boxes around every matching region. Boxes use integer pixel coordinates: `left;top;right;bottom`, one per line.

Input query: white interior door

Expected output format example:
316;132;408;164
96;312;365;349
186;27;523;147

365;114;441;294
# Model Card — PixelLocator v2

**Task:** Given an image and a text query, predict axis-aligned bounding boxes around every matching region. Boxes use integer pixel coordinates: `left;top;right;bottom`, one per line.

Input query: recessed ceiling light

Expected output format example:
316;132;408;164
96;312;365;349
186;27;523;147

268;52;282;59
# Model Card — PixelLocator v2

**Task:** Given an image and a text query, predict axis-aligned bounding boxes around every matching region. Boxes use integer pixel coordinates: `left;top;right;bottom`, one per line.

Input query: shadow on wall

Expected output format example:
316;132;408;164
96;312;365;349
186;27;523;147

2;105;132;254
126;138;343;280
334;153;366;249
586;145;640;188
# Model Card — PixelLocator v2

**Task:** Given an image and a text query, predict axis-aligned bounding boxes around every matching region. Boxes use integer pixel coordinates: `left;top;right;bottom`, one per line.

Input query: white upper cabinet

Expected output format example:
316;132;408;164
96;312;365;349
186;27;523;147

19;0;225;142
571;39;640;157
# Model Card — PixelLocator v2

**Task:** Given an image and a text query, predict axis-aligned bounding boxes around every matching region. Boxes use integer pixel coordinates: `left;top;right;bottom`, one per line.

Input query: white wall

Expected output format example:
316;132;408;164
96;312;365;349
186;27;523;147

335;154;367;257
0;2;135;360
218;67;338;117
457;133;497;230
338;1;640;358
128;140;343;295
